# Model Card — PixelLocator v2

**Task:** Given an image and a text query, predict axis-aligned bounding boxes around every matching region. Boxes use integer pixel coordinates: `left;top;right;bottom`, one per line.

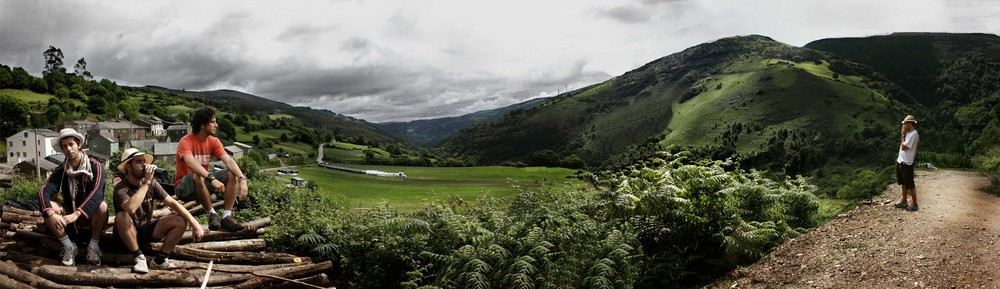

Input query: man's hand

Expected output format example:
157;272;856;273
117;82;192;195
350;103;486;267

238;179;248;201
192;225;206;242
210;178;225;193
143;165;157;184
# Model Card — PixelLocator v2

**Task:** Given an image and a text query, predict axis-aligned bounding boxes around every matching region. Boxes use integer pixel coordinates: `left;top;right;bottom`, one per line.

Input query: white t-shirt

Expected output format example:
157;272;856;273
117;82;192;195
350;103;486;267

896;130;919;165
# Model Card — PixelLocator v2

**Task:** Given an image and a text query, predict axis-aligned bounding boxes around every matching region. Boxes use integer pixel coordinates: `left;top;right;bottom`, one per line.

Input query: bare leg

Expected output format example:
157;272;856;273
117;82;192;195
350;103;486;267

223;170;238;211
44;202;68;238
89;202;109;241
193;175;214;212
151;216;187;253
115;212;139;252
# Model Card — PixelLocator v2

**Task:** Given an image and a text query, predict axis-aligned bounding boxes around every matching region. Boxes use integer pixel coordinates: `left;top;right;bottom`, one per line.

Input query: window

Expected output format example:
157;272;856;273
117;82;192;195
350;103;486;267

23;132;27;137
8;153;12;157
22;141;26;146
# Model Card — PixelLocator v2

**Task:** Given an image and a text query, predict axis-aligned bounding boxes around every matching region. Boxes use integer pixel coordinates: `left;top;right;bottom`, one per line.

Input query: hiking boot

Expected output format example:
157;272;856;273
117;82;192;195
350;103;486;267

61;244;78;266
220;215;244;232
133;255;149;274
208;213;222;231
906;204;919;212
893;201;908;208
86;244;102;265
149;258;177;270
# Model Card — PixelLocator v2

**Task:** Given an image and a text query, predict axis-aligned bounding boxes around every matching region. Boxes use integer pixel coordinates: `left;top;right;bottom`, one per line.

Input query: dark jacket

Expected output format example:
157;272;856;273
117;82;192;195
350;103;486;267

38;157;105;219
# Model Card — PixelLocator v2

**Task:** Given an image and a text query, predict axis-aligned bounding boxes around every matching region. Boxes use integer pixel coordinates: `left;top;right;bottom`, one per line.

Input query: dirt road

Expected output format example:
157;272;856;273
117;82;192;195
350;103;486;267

709;170;1000;288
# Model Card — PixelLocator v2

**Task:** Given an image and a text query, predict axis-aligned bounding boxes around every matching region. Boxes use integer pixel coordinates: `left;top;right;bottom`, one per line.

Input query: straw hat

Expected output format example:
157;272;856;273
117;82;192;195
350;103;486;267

117;148;153;174
901;115;917;124
53;128;85;152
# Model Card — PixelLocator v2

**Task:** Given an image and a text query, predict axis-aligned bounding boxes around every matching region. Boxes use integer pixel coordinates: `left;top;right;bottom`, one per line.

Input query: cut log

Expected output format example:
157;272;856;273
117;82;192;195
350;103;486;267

232;261;333;289
265;273;331;289
0;260;101;289
177;228;264;244
0;251;61;266
0;273;33;289
188;201;225;217
170;246;309;264
34;265;201;287
2;212;42;224
2;206;41;216
153;239;267;252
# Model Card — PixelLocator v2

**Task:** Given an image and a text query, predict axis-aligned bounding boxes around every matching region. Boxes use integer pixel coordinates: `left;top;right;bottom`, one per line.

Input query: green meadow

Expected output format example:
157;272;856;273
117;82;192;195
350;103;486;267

281;164;587;211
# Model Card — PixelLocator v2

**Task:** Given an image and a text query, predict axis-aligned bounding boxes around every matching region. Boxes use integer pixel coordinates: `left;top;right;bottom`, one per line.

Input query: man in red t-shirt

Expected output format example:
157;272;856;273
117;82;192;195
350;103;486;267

174;106;249;232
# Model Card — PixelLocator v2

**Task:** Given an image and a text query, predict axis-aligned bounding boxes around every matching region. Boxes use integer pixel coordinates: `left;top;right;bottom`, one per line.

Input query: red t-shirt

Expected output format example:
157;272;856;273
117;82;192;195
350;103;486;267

175;134;227;186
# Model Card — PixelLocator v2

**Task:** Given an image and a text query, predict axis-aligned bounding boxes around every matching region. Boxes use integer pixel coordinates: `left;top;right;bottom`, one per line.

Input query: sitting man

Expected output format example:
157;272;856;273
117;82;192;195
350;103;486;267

39;128;109;266
174;106;249;232
114;148;205;273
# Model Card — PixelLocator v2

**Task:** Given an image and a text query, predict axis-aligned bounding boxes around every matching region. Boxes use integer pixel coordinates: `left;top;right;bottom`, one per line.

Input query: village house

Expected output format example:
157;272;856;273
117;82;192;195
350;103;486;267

5;129;60;166
167;124;191;142
87;121;148;143
133;117;167;138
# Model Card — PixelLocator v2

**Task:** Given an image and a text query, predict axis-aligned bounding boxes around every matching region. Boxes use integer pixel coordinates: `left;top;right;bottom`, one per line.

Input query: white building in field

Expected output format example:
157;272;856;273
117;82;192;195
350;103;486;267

5;129;60;165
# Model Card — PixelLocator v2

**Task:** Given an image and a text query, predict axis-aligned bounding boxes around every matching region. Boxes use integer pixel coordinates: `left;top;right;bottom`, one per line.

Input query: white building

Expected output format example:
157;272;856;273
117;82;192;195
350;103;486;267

5;129;60;165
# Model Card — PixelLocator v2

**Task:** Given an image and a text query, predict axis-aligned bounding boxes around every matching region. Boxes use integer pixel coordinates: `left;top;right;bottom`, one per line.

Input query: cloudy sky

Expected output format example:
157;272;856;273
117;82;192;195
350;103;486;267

2;0;999;122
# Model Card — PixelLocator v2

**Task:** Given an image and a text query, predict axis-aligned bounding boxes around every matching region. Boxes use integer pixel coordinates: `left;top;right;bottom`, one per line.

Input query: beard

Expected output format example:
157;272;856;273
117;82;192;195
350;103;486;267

129;167;147;179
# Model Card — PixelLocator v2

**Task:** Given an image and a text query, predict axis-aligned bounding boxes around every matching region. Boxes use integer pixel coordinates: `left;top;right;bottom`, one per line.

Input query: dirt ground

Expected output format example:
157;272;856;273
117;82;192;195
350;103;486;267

707;170;1000;288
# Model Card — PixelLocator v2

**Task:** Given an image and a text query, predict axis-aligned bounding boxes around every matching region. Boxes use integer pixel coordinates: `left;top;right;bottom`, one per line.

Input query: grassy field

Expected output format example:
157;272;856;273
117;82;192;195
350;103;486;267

283;164;587;211
2;89;52;103
322;142;390;162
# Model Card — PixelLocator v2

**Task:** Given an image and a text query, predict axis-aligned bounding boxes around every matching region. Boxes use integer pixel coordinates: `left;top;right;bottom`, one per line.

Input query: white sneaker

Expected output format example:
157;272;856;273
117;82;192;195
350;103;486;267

133;255;149;274
60;244;78;266
86;244;102;265
149;258;177;270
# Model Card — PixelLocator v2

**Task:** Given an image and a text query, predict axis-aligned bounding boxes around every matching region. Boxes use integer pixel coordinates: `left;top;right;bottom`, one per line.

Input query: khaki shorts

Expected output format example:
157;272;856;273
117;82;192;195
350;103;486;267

175;168;230;202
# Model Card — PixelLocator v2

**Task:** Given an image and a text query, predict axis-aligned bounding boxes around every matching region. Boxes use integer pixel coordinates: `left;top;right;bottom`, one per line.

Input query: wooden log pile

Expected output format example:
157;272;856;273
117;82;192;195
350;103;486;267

0;204;335;288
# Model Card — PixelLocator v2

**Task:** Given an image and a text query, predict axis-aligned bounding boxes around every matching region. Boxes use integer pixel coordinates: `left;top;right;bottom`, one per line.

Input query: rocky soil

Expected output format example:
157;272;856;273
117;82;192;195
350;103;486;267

707;170;999;288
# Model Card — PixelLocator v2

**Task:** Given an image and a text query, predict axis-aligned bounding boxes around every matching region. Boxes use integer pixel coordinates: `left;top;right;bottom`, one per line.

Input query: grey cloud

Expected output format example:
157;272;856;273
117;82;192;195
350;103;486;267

593;5;653;24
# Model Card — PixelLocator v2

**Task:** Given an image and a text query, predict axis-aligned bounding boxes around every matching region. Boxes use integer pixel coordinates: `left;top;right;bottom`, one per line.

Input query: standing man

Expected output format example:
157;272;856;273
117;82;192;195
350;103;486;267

174;106;249;232
114;148;204;273
38;128;109;266
894;115;920;211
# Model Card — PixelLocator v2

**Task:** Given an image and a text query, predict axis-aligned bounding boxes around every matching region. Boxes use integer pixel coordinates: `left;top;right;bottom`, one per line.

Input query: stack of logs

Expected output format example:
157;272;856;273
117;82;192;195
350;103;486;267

0;200;334;288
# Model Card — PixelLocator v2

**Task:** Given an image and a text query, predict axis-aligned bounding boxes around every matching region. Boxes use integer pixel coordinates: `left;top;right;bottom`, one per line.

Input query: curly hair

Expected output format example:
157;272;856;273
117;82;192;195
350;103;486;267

191;106;217;134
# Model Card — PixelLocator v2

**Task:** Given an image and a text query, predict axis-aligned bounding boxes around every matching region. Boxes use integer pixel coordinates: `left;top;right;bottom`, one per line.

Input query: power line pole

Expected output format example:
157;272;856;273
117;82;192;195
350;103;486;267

34;128;40;179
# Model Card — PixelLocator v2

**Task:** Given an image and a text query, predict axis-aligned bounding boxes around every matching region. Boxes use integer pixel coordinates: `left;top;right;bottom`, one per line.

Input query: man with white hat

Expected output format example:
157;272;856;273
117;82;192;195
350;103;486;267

894;115;920;211
114;148;205;273
38;128;109;266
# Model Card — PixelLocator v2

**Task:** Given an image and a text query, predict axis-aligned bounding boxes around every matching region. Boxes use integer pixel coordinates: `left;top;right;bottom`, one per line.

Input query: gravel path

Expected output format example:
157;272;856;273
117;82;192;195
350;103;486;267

707;170;999;288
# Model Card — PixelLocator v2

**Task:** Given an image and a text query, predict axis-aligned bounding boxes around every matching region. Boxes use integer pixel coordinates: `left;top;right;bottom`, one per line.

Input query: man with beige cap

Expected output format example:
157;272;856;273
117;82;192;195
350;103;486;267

894;115;920;211
38;128;109;266
114;148;204;273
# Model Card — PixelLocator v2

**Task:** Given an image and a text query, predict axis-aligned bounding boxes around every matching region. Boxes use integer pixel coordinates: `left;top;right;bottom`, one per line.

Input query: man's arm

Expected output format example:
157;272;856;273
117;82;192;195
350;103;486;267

163;196;204;242
182;154;224;193
37;169;63;216
74;158;105;218
220;154;248;200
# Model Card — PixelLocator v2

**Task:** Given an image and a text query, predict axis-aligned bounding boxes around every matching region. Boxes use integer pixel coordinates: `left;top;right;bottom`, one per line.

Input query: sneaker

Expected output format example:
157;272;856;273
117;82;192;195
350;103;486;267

907;204;919;212
60;244;78;266
149;258;177;270
208;213;222;231
220;215;244;232
133;255;149;274
894;201;908;208
86;244;102;265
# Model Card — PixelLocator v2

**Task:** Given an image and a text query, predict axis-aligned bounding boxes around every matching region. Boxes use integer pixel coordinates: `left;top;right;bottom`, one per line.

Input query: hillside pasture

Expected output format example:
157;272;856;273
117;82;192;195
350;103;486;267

288;164;586;211
1;89;51;104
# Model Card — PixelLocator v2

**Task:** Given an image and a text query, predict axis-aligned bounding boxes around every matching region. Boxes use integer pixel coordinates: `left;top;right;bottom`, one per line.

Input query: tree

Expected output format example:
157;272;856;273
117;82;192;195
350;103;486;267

0;94;30;138
525;150;560;167
11;67;32;89
29;78;48;93
43;46;65;75
217;117;237;141
253;134;261;145
0;65;12;88
280;133;288;142
73;58;93;80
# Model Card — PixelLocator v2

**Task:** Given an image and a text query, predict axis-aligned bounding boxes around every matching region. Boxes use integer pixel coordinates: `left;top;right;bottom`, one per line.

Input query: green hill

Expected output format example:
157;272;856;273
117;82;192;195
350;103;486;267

440;35;911;174
377;96;552;146
805;33;1000;163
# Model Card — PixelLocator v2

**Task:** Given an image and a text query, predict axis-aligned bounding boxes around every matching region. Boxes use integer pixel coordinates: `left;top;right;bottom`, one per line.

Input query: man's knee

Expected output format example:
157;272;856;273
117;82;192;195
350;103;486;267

114;212;133;228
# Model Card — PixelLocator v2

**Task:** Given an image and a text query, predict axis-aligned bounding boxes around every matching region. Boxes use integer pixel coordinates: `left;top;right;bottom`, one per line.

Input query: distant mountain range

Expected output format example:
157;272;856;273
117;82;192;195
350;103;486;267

376;97;553;146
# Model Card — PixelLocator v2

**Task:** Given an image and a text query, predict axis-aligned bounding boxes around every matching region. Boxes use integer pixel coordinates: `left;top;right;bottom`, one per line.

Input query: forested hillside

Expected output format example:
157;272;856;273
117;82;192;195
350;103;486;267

806;33;1000;170
440;35;911;178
